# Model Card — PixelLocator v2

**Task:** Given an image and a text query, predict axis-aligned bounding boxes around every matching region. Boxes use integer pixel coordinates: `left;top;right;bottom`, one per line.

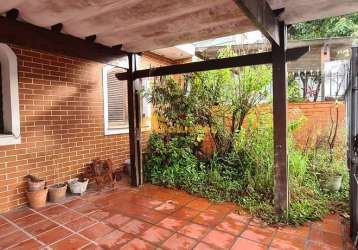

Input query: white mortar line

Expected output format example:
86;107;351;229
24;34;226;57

29;207;99;247
0;214;46;249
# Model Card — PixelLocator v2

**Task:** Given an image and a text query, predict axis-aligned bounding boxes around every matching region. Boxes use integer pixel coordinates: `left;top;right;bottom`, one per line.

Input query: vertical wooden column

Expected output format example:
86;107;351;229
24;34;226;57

127;54;143;187
272;22;289;216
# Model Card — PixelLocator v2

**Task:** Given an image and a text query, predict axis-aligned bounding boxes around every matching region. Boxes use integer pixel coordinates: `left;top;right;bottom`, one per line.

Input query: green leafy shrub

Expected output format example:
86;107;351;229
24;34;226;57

144;47;348;225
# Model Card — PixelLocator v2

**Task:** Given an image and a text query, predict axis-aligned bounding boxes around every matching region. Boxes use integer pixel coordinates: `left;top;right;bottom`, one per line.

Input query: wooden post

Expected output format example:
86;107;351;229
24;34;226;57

127;54;143;186
272;21;289;216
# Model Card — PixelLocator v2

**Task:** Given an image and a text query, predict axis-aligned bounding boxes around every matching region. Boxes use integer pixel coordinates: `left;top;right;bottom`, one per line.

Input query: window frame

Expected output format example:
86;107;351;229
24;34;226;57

102;56;151;136
103;65;129;135
0;43;20;146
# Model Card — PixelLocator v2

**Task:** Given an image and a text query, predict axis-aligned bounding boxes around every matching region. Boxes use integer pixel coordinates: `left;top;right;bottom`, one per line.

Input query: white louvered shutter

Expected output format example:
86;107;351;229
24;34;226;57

106;67;128;128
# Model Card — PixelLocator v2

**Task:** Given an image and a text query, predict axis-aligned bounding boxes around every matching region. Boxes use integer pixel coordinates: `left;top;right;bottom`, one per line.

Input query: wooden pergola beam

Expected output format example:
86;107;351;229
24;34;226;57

127;54;143;187
116;47;309;80
233;0;280;45
272;21;289;216
0;16;127;65
122;43;307;195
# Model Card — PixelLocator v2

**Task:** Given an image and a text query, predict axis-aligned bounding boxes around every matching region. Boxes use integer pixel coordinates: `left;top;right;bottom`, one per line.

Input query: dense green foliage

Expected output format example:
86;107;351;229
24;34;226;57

144;48;348;225
289;13;358;40
288;74;304;103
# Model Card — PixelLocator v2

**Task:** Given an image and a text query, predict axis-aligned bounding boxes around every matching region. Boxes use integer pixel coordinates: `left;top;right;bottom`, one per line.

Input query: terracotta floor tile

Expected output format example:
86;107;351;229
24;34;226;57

231;237;266;250
321;231;344;248
278;225;310;239
309;227;322;242
193;242;217;250
74;203;98;215
178;223;209;239
154;201;182;214
226;212;252;224
0;230;30;249
79;243;100;250
96;230;133;248
0;217;7;226
137;209;167;224
321;219;342;235
36;203;58;212
80;222;114;240
344;237;355;250
52;210;81;225
162;233;197;250
65;216;96;232
50;234;89;250
41;205;69;218
63;198;89;209
24;219;58;236
7;239;42;250
207;202;236;215
88;210;111;221
171;207;200;221
271;232;306;250
140;225;173;244
14;213;46;228
0;222;17;236
3;208;35;221
121;238;155;250
120;219;152;234
185;198;212;211
216;217;247;235
150;190;174;201
37;226;72;245
170;195;195;206
306;241;322;250
202;229;236;249
3;182;347;250
240;226;274;245
157;216;188;231
121;205;150;218
134;196;163;209
106;214;131;228
192;210;225;227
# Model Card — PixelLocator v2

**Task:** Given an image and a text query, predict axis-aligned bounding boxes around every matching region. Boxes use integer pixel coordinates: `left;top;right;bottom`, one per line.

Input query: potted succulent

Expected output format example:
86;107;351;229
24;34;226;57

24;175;48;208
48;183;67;202
68;176;89;195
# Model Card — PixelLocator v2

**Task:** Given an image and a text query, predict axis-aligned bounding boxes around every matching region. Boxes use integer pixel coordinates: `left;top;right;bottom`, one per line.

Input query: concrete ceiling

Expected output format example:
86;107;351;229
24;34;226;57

267;0;358;24
0;0;256;53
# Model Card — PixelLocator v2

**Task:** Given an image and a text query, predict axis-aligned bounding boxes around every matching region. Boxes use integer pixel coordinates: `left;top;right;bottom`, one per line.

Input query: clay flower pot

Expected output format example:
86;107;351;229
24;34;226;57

68;178;89;195
26;188;48;209
27;179;46;192
48;183;67;202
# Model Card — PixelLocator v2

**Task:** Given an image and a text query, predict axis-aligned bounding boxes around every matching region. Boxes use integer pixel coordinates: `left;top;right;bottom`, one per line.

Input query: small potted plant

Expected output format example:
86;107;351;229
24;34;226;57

24;175;46;191
48;183;67;202
68;175;89;196
323;162;344;192
24;175;48;208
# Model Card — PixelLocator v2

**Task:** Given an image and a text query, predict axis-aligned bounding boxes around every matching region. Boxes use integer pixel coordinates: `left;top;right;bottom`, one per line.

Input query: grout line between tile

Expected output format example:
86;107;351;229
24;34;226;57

0;214;46;249
29;207;99;248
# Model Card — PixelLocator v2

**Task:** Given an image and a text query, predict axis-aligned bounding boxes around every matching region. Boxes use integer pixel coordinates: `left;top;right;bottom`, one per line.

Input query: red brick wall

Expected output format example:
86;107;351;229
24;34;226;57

288;101;345;146
0;45;159;213
201;101;346;155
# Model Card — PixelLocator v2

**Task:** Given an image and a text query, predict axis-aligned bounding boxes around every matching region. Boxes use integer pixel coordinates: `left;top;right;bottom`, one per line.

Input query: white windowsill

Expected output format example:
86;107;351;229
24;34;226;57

0;134;21;146
105;126;151;136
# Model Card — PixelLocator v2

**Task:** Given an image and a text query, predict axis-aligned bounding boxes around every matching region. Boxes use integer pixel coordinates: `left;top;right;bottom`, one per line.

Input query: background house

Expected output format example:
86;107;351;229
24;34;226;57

196;33;353;101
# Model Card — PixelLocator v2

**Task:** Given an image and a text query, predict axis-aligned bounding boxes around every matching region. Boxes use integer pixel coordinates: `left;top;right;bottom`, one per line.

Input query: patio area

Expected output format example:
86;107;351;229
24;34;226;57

0;178;352;250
